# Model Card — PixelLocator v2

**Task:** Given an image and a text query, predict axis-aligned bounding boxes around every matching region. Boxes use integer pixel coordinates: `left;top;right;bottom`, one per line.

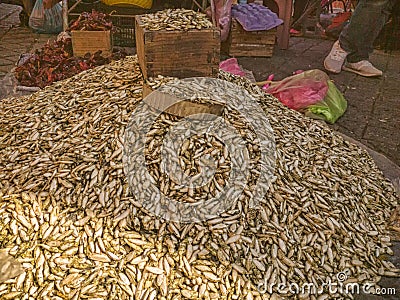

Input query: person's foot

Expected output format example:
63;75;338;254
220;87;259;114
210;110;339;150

342;60;383;77
324;40;349;73
290;28;303;36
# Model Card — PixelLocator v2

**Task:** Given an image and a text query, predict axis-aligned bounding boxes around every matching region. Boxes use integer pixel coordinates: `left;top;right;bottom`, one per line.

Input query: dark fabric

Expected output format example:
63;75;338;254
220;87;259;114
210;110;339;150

339;0;397;62
375;0;400;51
23;0;35;15
293;0;311;23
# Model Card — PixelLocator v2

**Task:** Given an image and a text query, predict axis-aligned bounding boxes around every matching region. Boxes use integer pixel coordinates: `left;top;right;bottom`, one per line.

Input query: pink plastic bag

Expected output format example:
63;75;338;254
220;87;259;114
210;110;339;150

219;58;246;77
264;69;330;110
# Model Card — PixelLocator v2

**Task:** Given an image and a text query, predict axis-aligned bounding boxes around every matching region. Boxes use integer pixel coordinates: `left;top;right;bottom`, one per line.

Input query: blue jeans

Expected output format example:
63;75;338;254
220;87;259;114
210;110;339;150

339;0;397;63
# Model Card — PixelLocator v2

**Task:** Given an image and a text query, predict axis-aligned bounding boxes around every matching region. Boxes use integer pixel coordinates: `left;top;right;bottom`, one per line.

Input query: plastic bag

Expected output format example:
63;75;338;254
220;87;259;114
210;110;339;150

219;58;247;77
219;58;256;82
264;69;347;124
29;0;63;34
0;72;18;100
231;3;283;31
265;69;330;110
305;80;347;124
212;0;233;42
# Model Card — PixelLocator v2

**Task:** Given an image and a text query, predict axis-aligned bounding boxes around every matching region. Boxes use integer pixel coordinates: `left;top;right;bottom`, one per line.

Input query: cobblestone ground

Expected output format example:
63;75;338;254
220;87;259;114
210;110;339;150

0;3;55;99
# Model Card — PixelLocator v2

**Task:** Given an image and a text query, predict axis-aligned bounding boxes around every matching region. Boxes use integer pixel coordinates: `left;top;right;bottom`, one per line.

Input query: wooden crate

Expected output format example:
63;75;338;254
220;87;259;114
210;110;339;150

135;16;220;79
224;19;276;57
71;30;112;57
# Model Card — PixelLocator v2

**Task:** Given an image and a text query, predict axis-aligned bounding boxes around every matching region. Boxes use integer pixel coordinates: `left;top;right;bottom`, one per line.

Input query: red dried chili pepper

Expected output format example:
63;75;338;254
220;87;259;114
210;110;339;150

14;37;127;88
67;10;113;32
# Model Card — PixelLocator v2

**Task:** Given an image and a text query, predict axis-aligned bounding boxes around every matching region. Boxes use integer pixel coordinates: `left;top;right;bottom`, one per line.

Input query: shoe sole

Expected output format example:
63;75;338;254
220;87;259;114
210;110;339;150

323;60;342;74
290;32;304;37
342;65;382;77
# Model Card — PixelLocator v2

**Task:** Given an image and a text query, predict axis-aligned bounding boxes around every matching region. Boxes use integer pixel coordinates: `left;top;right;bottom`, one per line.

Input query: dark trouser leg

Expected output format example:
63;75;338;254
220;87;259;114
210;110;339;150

22;0;36;15
293;0;310;21
292;0;311;30
339;0;396;62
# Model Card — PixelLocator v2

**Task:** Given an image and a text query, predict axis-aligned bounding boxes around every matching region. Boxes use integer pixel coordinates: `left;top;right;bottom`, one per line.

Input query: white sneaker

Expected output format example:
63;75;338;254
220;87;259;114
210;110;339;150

342;60;383;77
324;40;349;74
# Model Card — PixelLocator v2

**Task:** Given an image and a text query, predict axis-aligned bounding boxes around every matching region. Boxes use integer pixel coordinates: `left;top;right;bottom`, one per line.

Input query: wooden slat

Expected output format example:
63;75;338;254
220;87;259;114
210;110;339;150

145;66;218;78
231;34;275;45
135;17;147;78
142;83;153;98
145;52;218;64
229;44;274;57
227;19;276;57
144;29;219;43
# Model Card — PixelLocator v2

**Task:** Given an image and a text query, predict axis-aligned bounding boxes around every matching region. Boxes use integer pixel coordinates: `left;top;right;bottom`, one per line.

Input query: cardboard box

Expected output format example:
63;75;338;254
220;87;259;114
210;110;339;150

71;30;112;57
142;83;225;119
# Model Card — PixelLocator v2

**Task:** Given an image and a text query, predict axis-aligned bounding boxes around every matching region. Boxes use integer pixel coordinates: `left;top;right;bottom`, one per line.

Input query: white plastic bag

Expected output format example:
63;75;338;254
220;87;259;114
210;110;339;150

29;0;63;33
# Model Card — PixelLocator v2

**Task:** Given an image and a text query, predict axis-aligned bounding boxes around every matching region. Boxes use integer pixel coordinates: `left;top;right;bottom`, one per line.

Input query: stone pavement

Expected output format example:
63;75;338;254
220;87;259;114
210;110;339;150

0;3;55;98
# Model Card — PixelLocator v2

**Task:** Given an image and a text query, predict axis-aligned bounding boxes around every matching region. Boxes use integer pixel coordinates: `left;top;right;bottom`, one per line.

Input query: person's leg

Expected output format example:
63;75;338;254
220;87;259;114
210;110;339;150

324;0;395;76
340;0;396;63
292;0;313;33
22;0;35;16
293;0;310;23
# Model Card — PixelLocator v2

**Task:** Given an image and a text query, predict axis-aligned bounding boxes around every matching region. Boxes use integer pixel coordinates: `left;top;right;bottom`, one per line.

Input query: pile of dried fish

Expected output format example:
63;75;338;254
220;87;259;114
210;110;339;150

145;128;233;203
130;77;272;223
146;75;179;90
0;56;399;300
139;9;213;31
0;192;228;300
